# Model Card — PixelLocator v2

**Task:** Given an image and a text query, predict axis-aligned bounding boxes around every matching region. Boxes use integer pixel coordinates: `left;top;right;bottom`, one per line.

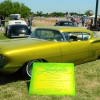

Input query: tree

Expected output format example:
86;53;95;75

11;2;21;14
36;11;43;17
0;0;12;16
20;3;30;18
85;10;94;16
0;0;31;17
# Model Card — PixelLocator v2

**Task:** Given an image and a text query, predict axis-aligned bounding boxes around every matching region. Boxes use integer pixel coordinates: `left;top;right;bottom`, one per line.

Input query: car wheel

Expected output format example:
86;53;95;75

22;59;42;79
7;30;10;37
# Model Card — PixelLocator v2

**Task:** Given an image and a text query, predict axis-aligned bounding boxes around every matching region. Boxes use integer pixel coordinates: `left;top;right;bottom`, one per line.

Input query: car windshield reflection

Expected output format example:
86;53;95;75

30;29;64;41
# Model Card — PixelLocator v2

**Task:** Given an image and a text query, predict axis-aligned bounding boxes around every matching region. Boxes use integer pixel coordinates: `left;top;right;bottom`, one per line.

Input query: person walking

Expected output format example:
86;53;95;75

81;17;85;27
76;16;80;27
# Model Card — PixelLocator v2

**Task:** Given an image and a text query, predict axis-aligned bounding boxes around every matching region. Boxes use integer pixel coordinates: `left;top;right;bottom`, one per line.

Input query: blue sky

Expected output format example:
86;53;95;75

1;0;100;14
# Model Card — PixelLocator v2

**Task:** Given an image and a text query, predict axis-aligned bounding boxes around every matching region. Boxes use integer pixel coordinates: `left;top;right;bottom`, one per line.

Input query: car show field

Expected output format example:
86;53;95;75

0;18;100;100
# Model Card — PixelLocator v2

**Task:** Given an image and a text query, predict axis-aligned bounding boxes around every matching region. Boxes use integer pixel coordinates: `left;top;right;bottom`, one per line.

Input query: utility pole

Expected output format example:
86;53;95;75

94;0;99;29
79;8;80;15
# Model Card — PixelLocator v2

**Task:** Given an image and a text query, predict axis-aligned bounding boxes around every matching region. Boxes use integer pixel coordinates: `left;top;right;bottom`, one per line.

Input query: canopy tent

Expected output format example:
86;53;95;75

90;15;100;18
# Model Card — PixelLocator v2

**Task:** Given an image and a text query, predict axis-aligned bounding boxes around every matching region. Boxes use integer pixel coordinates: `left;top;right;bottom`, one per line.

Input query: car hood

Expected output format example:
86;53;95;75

0;38;56;51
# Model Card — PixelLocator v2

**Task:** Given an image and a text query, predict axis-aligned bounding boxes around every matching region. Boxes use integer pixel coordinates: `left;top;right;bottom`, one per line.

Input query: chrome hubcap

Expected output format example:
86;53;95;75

26;60;41;77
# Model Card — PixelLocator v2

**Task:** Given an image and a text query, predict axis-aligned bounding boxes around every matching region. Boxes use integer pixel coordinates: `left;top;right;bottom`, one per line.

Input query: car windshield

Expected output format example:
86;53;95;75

30;29;64;41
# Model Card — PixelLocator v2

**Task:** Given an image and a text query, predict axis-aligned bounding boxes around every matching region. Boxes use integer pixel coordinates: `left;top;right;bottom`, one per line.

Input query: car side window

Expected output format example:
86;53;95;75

69;32;83;41
82;32;90;40
38;30;54;39
31;29;64;41
64;33;69;41
52;31;64;41
69;22;73;26
55;22;60;26
68;32;90;41
63;22;69;26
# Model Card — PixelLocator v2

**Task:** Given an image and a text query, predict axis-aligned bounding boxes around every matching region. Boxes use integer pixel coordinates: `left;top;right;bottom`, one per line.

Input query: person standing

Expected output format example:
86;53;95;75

28;15;33;29
15;15;18;20
71;17;75;26
90;18;93;29
32;16;35;26
97;18;100;30
1;15;5;29
76;16;80;27
98;18;100;25
81;17;85;27
56;16;59;23
91;18;93;25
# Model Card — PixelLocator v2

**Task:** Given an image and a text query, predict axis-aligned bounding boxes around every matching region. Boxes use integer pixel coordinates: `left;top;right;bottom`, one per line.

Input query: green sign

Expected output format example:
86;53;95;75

29;63;76;96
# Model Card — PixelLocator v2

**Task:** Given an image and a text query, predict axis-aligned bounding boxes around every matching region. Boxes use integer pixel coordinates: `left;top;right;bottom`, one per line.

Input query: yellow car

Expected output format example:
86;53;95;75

0;26;99;79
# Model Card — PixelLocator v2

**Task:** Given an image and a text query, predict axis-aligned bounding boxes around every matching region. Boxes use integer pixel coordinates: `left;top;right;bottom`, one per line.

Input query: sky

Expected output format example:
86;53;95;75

1;0;100;15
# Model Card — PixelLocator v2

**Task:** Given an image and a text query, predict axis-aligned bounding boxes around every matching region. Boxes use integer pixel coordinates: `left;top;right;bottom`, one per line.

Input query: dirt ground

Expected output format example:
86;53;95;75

32;17;66;26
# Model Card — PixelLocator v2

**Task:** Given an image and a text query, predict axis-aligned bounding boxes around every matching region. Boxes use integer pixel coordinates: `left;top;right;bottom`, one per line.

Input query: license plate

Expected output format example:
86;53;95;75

19;34;25;36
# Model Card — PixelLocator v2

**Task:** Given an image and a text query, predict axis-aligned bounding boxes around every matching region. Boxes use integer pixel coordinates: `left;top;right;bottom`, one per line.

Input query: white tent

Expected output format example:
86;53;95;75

90;15;100;18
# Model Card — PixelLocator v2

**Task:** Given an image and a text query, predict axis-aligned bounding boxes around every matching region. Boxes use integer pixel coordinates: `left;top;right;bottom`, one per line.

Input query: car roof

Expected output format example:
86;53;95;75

10;24;28;26
36;26;93;34
8;20;27;25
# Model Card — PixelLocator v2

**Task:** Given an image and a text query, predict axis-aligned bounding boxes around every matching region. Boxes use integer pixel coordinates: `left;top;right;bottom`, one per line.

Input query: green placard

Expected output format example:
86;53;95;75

29;63;76;96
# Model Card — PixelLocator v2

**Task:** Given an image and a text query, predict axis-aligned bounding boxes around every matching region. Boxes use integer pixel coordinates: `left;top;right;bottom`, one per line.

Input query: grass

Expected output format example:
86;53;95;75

0;60;100;100
0;24;100;100
0;30;8;40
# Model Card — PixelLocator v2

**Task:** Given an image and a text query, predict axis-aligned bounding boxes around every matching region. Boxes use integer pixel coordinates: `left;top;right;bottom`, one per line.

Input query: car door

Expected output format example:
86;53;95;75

60;32;90;65
88;33;100;61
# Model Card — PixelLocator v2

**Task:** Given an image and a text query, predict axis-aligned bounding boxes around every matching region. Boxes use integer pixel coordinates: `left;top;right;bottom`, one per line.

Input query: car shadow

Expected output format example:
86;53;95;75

0;72;31;92
26;80;30;91
0;72;26;85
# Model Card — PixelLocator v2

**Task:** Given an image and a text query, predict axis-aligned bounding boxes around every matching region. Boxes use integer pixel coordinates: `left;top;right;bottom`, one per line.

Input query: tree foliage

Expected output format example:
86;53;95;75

0;0;30;17
85;10;94;16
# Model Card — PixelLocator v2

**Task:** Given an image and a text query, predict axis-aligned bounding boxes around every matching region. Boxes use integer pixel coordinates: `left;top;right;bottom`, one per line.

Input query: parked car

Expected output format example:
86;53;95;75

0;26;100;79
54;20;75;26
4;20;31;38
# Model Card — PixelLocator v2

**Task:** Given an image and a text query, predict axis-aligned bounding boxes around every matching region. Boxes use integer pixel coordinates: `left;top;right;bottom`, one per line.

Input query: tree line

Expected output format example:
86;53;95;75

0;0;93;18
32;10;93;17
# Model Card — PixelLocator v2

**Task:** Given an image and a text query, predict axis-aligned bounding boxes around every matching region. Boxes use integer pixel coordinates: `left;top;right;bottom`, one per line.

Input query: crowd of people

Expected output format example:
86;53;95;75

56;15;100;28
66;16;92;27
